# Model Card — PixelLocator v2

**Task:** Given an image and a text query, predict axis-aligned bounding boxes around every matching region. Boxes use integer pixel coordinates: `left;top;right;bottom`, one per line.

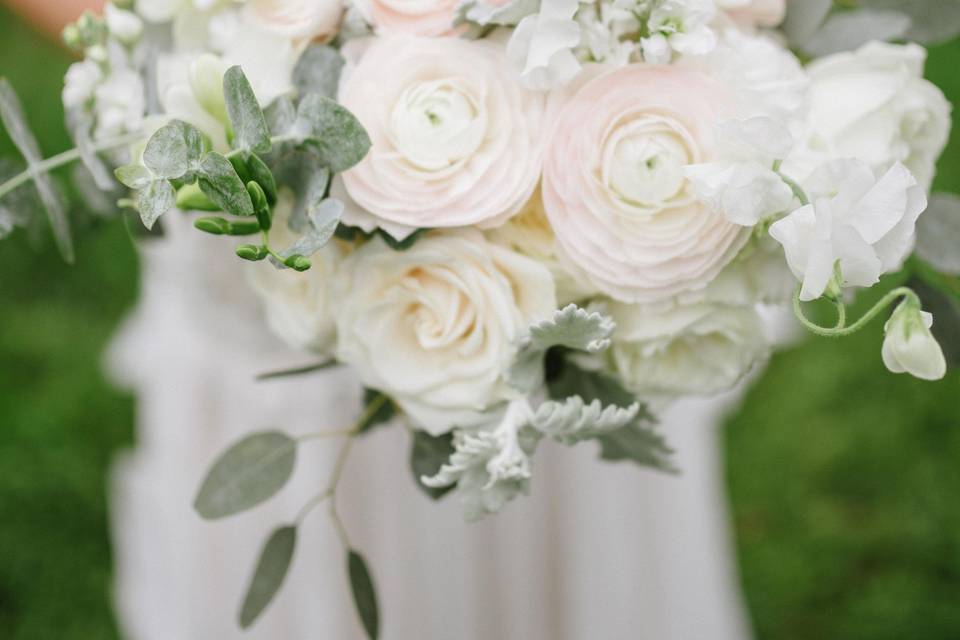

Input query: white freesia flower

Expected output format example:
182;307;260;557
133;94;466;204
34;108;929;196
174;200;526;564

802;41;951;191
882;300;947;381
607;299;769;397
106;3;145;43
247;191;344;355
640;0;716;63
507;0;581;90
335;230;556;435
685;117;795;226
769;160;928;301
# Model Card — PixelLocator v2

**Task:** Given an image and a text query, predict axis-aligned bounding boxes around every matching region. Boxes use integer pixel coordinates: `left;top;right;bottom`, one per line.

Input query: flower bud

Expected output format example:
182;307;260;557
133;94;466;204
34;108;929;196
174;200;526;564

226;220;262;236
236;244;269;261
176;183;220;211
284;254;312;272
247;181;272;231
882;300;947;381
194;216;230;235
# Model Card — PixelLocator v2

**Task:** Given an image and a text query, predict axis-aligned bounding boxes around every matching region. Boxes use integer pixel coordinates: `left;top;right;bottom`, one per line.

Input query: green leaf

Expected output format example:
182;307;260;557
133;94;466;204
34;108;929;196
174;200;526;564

548;359;675;472
193;430;297;519
293;94;371;173
508;304;616;392
0;77;73;263
239;526;297;629
271;150;330;232
197;151;255;216
265;96;297;138
347;549;379;640
223;66;272;154
292;45;344;99
255;360;338;381
409;430;455;500
137;179;175;230
356;390;395;435
915;192;960;276
274;197;342;263
143;121;191;179
246;153;277;204
115;164;152;190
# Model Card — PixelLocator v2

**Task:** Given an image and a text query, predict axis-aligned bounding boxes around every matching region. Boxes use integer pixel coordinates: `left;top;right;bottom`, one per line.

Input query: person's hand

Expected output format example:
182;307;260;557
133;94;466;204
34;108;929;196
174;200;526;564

3;0;105;38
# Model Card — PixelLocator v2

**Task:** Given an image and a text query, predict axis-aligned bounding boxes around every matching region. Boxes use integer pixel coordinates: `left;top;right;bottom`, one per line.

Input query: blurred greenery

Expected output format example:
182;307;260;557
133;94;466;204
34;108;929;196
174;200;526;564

0;4;959;640
0;6;135;639
724;38;960;640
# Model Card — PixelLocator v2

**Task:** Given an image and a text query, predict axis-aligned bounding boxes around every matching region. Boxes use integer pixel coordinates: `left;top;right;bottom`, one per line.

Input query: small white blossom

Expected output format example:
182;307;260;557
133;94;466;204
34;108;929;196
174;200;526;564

685;117;795;226
506;0;581;90
882;300;947;381
641;0;716;63
63;60;104;111
769;160;928;301
105;3;145;44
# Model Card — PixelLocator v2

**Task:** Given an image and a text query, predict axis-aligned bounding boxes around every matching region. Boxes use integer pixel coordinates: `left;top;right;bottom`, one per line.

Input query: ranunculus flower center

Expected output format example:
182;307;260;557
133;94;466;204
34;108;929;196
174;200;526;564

604;116;694;208
390;78;485;172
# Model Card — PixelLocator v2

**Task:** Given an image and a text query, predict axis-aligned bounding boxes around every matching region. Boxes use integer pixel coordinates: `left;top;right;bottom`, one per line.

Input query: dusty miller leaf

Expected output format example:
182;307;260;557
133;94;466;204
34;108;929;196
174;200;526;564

239;526;296;629
193;430;297;519
224;66;272;154
409;430;455;500
916;192;960;276
531;396;640;445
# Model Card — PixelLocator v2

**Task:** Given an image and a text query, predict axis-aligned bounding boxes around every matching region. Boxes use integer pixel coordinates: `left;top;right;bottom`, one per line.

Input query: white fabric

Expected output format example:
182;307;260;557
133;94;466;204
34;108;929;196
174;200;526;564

108;214;756;639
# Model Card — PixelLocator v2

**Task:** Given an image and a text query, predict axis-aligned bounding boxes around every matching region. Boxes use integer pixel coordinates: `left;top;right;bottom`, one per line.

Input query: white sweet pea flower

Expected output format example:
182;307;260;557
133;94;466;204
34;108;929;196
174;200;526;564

685;117;795;226
506;0;581;90
105;3;145;43
641;0;717;63
882;300;947;381
769;160;928;301
63;61;103;112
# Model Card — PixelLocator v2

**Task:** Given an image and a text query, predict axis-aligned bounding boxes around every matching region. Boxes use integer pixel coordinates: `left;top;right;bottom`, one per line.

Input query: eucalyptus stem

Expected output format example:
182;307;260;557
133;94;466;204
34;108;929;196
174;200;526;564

793;286;920;338
0;131;144;200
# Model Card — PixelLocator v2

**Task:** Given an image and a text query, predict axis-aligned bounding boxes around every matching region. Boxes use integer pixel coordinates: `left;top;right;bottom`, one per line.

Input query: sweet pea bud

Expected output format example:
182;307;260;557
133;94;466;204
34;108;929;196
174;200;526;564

881;299;947;381
194;216;230;235
236;244;268;261
284;254;312;272
176;183;220;211
226;219;262;235
247;181;272;231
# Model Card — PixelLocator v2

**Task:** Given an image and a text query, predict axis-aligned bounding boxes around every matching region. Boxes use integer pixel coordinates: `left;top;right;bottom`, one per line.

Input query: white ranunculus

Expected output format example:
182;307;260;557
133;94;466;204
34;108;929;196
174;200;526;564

881;300;947;381
769;160;927;301
685;117;795;226
335;230;557;434
507;0;582;90
247;191;344;355
246;0;343;41
606;299;769;397
802;41;951;191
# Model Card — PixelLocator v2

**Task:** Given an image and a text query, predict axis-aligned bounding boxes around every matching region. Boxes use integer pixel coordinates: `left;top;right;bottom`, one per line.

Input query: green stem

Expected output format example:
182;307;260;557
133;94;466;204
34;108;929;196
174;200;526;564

0;131;144;200
776;170;810;207
793;286;920;338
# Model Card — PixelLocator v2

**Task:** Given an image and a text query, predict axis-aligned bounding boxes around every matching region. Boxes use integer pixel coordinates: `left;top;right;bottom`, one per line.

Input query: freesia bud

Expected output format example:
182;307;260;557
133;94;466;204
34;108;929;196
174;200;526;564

236;244;268;261
194;216;230;235
882;300;947;381
284;254;311;271
247;181;272;231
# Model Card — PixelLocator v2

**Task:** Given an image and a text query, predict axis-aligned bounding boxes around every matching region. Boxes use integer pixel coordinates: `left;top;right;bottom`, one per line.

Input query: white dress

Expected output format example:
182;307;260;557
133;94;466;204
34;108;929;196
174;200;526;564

108;215;755;640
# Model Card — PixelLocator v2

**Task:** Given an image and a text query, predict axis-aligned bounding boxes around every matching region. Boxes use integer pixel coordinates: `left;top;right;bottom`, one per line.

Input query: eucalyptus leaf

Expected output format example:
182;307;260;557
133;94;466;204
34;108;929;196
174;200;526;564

292;45;344;99
246;153;277;204
137;179;175;230
356;390;395;435
347;549;380;640
143;121;191;179
293;94;371;173
916;192;960;276
239;526;297;629
271;150;330;232
197;151;255;216
193;430;297;519
802;9;911;57
115;164;152;190
277;197;343;261
224;66;272;154
0;78;74;262
69;115;115;190
409;430;455;500
265;96;297;138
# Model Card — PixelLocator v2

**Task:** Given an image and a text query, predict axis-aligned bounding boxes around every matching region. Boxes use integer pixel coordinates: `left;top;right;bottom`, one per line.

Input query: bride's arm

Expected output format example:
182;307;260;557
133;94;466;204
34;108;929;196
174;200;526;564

2;0;103;38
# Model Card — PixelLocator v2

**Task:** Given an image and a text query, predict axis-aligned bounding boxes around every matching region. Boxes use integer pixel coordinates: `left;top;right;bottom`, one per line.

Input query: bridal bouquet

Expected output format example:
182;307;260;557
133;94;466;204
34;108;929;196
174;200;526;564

0;0;957;635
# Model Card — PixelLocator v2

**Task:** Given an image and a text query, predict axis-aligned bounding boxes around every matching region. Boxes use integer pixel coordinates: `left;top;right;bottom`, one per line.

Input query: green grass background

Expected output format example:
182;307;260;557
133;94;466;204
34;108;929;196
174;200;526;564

0;7;957;639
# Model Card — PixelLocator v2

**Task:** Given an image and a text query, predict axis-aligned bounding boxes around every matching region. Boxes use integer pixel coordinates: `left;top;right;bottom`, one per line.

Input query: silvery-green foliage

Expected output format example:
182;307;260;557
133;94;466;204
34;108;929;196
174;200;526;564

422;401;538;521
458;0;539;26
916;193;960;276
275;198;342;263
508;304;616;391
265;96;297;138
0;78;73;262
115;164;152;190
802;9;910;57
782;0;833;46
862;0;960;45
0;160;36;239
67;110;116;191
224;65;272;154
143;121;193;179
137;179;175;229
197;151;255;216
239;526;297;629
531;396;640;445
292;45;344;100
271;149;331;232
291;93;371;173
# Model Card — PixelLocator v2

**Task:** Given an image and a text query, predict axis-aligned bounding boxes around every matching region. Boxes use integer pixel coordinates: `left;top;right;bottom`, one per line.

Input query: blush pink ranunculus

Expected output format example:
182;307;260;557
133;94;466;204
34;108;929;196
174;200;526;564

542;64;751;304
339;35;545;237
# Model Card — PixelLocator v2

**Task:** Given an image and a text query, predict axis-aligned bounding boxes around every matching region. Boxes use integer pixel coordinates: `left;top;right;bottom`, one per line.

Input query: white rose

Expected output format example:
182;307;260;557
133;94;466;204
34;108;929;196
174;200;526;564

247;191;344;355
770;160;927;301
246;0;343;42
882;300;947;381
335;229;557;434
606;299;769;397
802;41;951;191
339;35;545;235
